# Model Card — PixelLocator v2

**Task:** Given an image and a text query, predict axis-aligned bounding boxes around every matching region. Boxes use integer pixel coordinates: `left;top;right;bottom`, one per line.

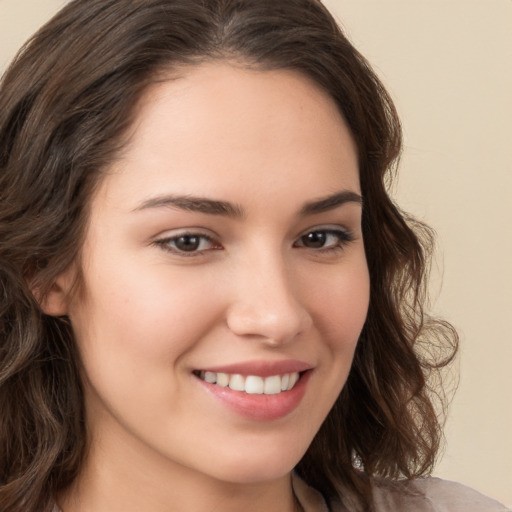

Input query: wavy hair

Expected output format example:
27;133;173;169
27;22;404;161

0;0;457;510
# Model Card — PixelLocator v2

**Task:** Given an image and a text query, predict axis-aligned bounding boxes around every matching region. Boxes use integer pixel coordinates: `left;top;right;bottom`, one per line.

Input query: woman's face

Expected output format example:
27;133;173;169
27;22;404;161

59;63;369;485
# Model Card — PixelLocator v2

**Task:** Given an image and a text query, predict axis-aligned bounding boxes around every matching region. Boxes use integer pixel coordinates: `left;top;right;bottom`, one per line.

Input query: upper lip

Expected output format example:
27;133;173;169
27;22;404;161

196;360;313;377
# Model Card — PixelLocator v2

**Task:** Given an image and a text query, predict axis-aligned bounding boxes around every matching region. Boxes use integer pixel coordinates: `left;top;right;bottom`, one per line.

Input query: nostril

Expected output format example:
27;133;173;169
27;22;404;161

225;299;312;345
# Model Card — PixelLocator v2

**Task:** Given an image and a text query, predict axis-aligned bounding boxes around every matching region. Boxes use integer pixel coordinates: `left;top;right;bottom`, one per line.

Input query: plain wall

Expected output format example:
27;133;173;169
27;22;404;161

1;0;511;506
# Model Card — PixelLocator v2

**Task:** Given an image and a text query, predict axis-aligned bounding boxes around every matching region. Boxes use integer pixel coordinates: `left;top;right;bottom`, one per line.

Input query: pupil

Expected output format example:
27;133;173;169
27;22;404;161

304;231;326;248
176;235;200;251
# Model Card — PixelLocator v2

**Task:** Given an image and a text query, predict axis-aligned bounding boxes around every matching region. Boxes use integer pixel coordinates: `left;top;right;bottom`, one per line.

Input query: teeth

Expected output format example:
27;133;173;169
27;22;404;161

198;371;301;394
264;375;282;395
281;374;290;391
288;372;299;390
245;375;264;394
228;374;245;391
204;371;217;384
216;372;229;387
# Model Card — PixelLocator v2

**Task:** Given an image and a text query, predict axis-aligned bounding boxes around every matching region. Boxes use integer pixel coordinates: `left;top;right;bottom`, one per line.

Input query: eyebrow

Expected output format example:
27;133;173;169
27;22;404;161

133;195;245;218
299;190;363;216
132;190;362;218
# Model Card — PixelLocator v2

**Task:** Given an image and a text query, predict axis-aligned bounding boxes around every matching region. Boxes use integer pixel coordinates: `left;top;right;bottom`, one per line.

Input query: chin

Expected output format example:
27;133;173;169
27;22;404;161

197;444;306;485
214;464;295;486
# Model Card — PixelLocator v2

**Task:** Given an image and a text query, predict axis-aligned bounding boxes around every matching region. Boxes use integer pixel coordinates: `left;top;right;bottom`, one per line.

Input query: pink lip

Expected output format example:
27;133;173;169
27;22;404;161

194;366;313;421
198;359;312;377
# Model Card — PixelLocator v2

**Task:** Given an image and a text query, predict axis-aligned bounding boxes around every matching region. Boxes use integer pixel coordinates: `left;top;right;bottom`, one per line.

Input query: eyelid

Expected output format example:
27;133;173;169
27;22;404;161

152;228;222;256
294;225;355;250
296;224;353;238
151;224;355;257
153;227;216;240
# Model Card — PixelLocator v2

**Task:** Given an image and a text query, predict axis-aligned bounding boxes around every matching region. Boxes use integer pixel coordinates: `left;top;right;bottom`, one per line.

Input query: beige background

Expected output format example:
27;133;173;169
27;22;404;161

1;0;511;506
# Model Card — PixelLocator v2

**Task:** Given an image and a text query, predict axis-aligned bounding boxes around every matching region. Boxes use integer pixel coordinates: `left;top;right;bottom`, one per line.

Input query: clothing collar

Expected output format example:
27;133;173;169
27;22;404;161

292;472;331;512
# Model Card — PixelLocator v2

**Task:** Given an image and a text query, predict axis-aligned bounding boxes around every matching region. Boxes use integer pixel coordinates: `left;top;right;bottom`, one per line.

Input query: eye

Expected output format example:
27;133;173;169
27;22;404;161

294;228;354;251
154;232;221;255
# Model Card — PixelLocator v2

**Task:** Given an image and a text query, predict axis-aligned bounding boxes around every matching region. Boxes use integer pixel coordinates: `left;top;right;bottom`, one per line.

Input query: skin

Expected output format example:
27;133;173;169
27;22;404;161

47;62;370;512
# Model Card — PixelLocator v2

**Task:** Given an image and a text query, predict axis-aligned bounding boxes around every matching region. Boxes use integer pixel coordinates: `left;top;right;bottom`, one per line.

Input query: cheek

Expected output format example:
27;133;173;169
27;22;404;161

68;263;227;430
309;257;370;352
69;260;225;372
294;257;369;434
306;257;369;408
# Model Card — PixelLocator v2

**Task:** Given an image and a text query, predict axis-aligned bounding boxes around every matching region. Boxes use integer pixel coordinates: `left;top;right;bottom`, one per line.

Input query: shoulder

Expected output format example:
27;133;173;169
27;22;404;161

293;473;510;512
370;477;511;512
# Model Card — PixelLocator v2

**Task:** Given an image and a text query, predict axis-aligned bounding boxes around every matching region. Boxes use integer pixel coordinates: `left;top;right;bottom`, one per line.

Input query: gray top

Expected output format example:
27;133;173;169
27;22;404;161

293;474;511;512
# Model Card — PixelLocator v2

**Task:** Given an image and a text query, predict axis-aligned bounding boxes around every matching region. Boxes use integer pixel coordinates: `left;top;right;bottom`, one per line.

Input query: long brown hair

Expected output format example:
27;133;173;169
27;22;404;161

0;1;457;510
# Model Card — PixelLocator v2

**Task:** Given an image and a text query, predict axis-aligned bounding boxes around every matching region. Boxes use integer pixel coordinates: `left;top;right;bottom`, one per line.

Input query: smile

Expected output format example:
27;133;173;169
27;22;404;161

196;371;300;395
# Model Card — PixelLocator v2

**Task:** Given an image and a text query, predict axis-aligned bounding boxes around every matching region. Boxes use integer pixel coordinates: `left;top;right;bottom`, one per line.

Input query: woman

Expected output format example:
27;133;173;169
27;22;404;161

0;1;508;511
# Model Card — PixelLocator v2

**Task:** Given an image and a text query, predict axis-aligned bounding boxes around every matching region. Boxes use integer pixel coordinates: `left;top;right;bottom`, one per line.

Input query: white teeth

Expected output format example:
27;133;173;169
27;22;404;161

204;371;217;384
264;375;282;395
228;374;245;391
198;371;301;394
287;372;299;391
216;372;229;387
245;375;264;394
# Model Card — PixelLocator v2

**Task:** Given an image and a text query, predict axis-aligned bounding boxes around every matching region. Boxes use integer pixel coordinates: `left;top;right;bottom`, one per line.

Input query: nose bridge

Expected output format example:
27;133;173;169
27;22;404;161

226;245;312;344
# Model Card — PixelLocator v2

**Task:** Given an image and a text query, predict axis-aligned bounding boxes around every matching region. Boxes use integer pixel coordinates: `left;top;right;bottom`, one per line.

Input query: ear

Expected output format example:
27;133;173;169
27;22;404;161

33;267;77;317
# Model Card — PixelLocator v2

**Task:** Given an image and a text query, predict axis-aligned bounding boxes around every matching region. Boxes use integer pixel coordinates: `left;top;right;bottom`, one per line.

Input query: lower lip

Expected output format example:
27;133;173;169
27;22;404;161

196;371;311;421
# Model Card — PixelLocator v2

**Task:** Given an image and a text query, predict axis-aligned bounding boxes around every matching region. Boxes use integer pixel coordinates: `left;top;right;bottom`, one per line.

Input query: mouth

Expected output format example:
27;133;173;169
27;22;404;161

193;370;302;395
193;363;312;421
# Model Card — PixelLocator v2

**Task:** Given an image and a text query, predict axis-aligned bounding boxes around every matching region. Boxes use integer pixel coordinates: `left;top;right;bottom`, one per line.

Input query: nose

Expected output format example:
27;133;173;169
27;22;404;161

225;253;313;345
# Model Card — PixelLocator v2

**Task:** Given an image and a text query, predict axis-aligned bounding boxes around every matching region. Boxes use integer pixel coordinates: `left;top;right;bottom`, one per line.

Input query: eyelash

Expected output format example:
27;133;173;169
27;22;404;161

153;228;354;257
293;228;355;252
153;232;220;257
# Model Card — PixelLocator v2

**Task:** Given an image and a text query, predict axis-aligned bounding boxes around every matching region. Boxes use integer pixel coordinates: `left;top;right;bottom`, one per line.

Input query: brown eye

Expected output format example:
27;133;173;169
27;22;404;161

294;228;354;251
174;235;202;252
301;231;327;248
155;232;220;256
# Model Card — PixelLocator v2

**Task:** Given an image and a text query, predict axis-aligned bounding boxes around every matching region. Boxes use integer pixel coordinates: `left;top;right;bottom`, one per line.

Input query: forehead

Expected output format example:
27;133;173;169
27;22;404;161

95;62;359;213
